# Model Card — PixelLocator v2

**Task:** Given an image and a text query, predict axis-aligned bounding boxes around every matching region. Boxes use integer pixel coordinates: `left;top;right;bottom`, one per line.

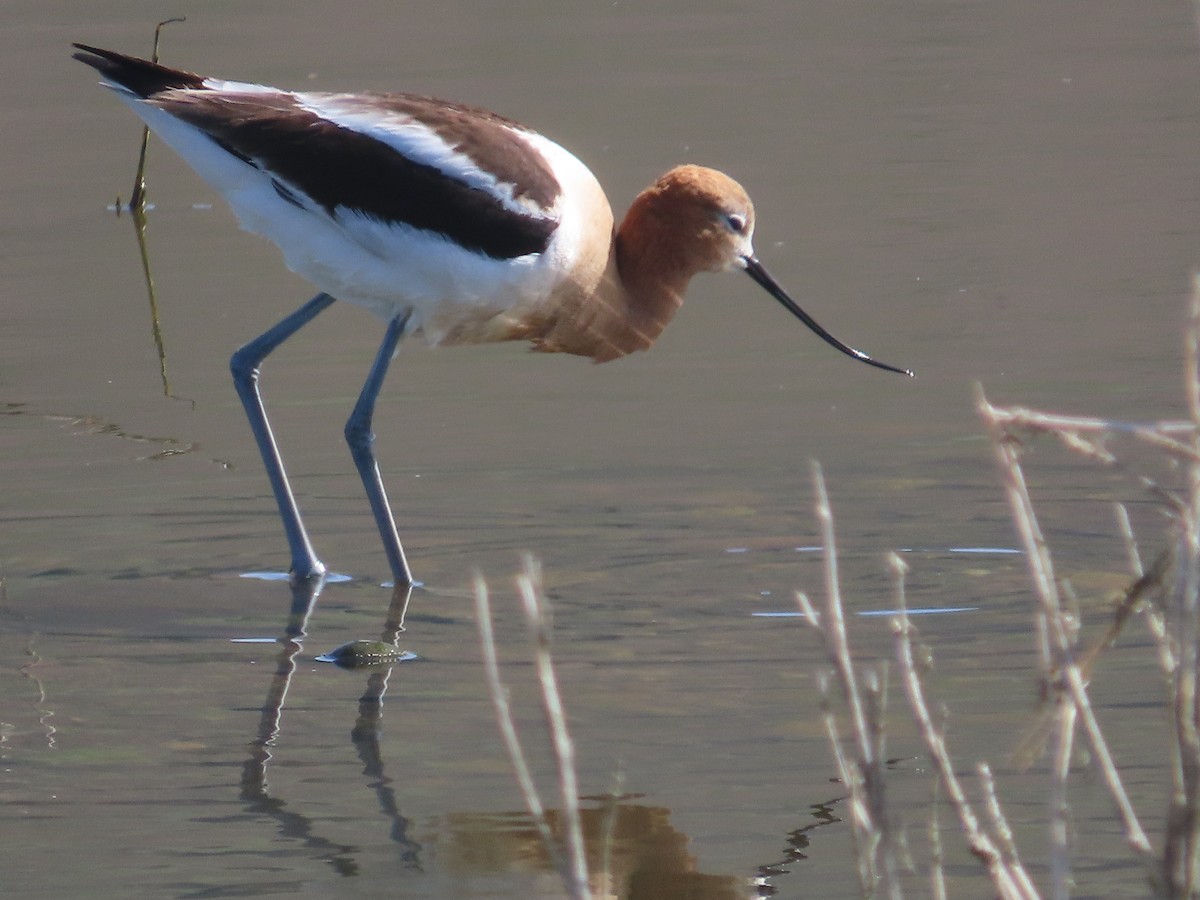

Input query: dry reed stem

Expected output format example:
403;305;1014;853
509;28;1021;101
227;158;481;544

1187;272;1200;427
1157;271;1200;894
1115;504;1176;675
983;406;1198;463
806;605;890;897
516;556;590;899
474;567;591;900
1115;503;1145;578
795;278;1200;895
810;461;873;764
980;387;1158;872
982;393;1194;522
815;670;880;894
1047;695;1075;900
978;762;1042;900
473;574;566;884
892;610;1037;900
888;552;1036;895
1070;545;1173;689
1115;512;1177;753
977;387;1064;691
973;279;1200;893
928;777;947;900
799;461;902;898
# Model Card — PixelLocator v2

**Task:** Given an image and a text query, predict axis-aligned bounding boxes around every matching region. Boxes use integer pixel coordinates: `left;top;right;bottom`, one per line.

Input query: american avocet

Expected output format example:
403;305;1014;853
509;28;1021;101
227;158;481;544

73;43;913;587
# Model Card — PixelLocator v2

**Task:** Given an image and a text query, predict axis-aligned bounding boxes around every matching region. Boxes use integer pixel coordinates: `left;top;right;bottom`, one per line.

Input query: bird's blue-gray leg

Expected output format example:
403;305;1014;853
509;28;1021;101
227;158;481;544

344;312;414;587
230;292;337;582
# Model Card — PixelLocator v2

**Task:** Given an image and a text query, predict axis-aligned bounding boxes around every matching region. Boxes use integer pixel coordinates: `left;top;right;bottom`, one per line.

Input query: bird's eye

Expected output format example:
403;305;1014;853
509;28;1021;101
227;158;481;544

724;212;748;234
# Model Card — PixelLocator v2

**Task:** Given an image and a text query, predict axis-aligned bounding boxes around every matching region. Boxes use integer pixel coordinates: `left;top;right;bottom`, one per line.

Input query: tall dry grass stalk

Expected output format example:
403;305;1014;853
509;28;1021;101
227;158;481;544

797;461;903;899
474;556;592;900
801;277;1200;896
977;276;1200;894
801;462;1037;898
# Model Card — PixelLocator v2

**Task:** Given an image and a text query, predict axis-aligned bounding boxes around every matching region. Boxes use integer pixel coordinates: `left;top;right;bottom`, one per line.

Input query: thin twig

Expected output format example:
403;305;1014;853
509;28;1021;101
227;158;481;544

1186;272;1200;428
801;462;903;898
1114;503;1175;676
929;777;947;900
984;405;1199;463
517;557;590;900
979;386;1159;876
816;672;878;895
810;461;872;763
1162;280;1200;890
1075;545;1174;685
1047;692;1075;900
1115;504;1144;579
979;763;1041;900
128;17;185;212
473;574;565;880
893;611;1037;900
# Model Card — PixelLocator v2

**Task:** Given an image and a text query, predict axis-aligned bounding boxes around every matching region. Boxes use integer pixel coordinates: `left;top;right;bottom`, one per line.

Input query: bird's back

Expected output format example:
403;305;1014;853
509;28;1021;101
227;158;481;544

74;44;618;348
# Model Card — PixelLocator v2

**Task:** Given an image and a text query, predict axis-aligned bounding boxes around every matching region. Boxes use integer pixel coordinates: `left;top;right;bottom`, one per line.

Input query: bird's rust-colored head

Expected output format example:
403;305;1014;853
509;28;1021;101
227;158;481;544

620;165;757;282
619;164;913;376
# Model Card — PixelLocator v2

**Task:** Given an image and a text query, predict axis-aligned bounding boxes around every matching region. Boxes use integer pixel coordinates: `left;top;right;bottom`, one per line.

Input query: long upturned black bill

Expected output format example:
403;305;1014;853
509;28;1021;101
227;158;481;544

742;256;914;377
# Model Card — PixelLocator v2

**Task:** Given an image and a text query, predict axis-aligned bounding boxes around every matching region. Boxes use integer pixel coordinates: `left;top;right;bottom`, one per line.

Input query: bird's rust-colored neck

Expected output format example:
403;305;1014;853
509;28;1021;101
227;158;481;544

533;173;733;363
526;165;754;362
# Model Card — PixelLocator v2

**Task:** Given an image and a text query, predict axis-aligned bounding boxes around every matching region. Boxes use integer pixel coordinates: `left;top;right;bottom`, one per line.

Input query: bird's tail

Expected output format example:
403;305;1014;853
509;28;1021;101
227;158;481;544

71;43;206;98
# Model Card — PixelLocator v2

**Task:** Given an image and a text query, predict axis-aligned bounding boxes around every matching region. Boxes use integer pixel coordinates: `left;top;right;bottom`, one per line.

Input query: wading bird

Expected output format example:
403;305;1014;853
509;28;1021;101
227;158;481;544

73;43;912;588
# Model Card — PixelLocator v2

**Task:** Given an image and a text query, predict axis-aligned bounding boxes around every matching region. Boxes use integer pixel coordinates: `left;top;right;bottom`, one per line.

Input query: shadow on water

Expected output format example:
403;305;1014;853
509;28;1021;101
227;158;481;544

238;580;421;877
223;576;849;897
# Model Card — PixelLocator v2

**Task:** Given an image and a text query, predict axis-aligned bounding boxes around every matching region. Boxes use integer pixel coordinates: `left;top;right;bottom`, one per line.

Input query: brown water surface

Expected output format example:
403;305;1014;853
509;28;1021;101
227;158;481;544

4;1;1199;896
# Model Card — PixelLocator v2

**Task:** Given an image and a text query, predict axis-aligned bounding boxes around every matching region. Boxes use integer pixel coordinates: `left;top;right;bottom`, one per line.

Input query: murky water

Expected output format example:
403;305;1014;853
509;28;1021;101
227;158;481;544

4;1;1199;896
